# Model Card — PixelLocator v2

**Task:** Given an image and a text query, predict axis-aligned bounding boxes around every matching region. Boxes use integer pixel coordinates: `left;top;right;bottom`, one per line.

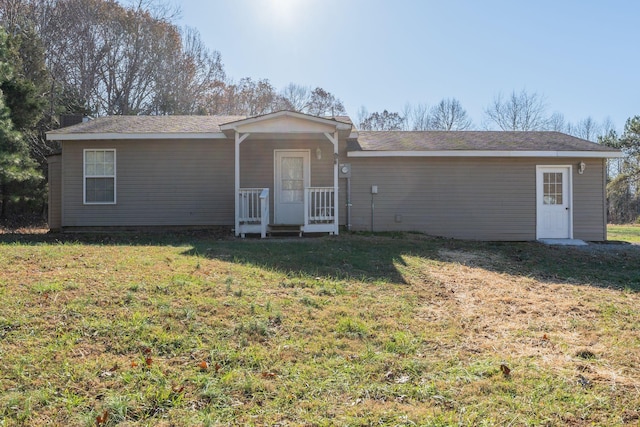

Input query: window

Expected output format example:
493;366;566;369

84;149;116;204
543;172;563;205
280;156;304;203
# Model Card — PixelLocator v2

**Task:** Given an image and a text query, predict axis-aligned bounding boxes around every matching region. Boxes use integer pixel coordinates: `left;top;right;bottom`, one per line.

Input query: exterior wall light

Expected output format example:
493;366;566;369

578;161;586;174
316;146;322;160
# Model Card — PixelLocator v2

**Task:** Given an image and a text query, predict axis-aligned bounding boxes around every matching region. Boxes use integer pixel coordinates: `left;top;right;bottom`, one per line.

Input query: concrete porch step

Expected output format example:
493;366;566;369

268;224;303;237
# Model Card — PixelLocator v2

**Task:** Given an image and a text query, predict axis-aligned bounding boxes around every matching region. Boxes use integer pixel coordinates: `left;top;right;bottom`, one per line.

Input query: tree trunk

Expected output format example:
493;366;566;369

0;184;6;220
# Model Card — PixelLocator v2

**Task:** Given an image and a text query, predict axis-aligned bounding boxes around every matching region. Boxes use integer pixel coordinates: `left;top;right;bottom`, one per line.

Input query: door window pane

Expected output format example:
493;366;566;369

281;157;303;203
543;172;563;205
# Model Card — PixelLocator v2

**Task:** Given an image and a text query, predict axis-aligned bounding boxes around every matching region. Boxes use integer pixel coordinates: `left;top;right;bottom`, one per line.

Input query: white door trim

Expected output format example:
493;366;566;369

536;165;573;240
273;149;310;224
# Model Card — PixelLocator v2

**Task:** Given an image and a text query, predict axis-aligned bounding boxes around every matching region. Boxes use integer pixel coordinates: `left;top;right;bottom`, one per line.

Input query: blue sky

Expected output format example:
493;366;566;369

177;0;638;132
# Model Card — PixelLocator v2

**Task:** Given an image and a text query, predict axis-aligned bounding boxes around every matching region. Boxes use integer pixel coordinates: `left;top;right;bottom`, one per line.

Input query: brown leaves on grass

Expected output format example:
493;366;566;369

500;364;511;378
100;363;119;378
198;360;222;372
96;410;108;425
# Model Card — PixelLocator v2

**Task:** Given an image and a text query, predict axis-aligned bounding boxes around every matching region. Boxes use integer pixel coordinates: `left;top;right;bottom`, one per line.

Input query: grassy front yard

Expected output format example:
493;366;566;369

608;223;640;243
0;232;639;426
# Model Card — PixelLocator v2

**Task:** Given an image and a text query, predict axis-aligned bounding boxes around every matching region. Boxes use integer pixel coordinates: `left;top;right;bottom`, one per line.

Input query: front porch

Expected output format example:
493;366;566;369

236;186;336;238
219;111;351;239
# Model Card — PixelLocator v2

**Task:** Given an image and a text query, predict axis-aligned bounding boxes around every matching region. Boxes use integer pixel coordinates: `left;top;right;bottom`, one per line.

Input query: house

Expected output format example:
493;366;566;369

46;110;622;241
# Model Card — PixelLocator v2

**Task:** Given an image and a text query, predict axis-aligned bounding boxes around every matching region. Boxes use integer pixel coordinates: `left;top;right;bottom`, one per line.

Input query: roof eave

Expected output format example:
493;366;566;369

347;150;624;158
46;132;228;141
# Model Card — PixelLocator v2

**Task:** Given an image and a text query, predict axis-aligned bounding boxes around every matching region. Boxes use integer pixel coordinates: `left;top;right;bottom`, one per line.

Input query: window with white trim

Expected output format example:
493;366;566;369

84;149;116;204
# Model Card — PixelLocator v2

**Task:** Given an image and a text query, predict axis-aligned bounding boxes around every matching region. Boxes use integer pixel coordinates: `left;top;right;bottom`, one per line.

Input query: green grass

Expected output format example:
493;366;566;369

0;232;639;426
608;223;640;243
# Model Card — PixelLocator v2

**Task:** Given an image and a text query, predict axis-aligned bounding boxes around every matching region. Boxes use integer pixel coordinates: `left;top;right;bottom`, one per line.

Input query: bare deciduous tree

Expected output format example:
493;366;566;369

547;112;567;132
359;110;404;131
1;0;226;116
408;103;430;130
484;90;548;130
306;87;346;116
280;83;311;112
428;98;472;130
567;116;601;141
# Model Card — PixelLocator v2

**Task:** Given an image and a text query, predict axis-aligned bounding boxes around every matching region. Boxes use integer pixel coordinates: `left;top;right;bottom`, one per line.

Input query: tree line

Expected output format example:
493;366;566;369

0;0;637;224
358;90;616;140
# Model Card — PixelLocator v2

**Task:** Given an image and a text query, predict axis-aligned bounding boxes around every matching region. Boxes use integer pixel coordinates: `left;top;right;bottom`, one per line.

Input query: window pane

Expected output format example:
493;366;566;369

280;156;304;203
282;157;303;179
105;151;114;163
85;150;115;177
282;179;303;191
86;178;114;203
282;189;303;203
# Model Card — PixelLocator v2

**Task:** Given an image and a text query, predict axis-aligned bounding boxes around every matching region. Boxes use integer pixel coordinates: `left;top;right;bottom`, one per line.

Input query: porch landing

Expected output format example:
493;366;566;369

538;239;588;246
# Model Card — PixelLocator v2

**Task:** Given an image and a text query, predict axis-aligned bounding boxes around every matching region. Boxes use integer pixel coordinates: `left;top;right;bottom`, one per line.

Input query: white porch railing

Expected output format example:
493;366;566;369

238;188;269;238
304;187;336;234
237;187;336;237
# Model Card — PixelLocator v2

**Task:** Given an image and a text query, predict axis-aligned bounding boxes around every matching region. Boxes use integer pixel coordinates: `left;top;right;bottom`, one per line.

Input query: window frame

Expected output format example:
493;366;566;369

83;149;116;205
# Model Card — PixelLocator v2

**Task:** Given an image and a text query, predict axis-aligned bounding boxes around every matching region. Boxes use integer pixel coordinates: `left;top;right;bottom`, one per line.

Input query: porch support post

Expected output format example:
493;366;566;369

234;131;250;237
324;131;340;236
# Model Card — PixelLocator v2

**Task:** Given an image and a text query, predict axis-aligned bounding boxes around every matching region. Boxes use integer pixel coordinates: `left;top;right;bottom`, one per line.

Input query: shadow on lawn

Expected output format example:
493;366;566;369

182;234;640;292
2;229;639;291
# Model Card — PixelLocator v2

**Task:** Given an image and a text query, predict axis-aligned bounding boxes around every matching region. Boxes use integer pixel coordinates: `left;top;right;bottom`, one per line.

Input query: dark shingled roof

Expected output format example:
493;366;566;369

351;131;617;152
47;115;617;154
48;115;247;134
48;114;354;135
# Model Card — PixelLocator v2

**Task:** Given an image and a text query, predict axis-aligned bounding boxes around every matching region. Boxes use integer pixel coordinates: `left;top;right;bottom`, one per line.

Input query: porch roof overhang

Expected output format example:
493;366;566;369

220;110;352;140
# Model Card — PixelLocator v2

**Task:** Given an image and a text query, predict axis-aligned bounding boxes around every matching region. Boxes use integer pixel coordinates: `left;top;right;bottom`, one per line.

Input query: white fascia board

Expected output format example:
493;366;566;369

347;150;624;158
220;110;351;131
47;132;228;141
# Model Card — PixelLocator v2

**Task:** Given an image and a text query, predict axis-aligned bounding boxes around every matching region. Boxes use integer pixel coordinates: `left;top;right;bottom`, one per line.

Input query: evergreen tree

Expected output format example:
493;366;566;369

0;29;42;220
600;116;640;223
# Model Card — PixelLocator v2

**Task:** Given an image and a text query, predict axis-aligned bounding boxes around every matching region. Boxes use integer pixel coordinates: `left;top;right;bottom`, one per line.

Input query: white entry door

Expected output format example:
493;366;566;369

536;166;572;239
274;150;310;224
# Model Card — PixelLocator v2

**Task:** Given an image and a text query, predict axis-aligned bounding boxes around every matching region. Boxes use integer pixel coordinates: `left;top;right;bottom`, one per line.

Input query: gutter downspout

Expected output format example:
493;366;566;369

346;176;352;231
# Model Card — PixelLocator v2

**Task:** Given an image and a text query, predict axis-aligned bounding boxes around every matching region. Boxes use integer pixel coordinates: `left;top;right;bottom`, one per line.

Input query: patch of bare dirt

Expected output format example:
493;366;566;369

411;248;640;389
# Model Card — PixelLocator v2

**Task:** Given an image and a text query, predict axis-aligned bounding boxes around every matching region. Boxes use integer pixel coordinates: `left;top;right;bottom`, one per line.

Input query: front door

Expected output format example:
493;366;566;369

536;166;572;239
274;150;310;224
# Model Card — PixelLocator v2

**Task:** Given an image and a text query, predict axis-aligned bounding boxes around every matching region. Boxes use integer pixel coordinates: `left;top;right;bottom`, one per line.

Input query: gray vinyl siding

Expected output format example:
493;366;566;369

57;134;607;240
47;154;62;230
348;157;606;241
572;159;606;241
61;139;234;227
